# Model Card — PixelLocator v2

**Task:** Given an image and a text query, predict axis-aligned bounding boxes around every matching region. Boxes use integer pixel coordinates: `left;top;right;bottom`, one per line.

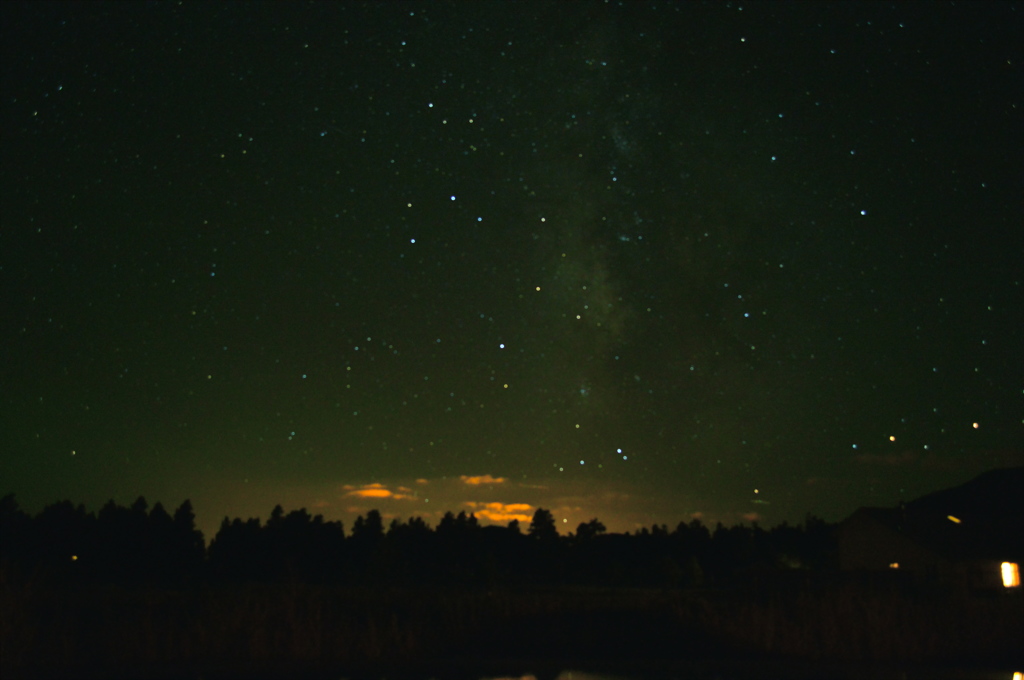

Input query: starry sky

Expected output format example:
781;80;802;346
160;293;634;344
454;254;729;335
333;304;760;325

2;1;1021;539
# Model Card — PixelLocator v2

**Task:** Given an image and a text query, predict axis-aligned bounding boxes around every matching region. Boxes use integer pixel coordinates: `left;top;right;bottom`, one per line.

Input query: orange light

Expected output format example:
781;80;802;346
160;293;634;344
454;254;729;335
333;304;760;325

71;555;78;561
947;515;961;524
1001;562;1020;588
889;562;899;569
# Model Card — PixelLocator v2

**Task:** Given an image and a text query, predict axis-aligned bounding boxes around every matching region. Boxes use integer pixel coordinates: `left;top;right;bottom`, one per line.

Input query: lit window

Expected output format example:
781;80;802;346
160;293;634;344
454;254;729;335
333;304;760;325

1001;562;1020;588
889;562;899;569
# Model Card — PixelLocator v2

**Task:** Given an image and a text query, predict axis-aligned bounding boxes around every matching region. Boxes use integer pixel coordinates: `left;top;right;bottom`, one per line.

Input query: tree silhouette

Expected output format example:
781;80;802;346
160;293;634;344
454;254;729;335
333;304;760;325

575;518;606;542
208;516;265;582
351;509;384;543
528;508;558;541
169;499;205;584
33;499;92;580
0;494;31;574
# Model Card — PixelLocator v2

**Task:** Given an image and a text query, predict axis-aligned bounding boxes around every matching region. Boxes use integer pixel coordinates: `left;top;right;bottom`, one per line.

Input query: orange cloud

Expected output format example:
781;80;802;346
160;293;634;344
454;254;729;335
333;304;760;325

348;488;392;498
466;501;533;523
343;482;414;500
461;474;506;485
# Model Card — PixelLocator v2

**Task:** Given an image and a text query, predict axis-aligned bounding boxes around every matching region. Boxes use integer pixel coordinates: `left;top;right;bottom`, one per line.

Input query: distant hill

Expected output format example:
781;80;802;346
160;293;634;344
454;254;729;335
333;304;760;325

901;467;1023;561
907;467;1023;516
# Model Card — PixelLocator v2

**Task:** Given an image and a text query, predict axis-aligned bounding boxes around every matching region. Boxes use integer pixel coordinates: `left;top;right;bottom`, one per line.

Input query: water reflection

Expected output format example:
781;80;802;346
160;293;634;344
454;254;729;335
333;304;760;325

481;673;624;680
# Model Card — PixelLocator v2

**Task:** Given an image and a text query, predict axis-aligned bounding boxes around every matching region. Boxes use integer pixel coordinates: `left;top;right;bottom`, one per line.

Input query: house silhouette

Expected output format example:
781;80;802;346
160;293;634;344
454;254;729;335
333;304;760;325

838;467;1024;589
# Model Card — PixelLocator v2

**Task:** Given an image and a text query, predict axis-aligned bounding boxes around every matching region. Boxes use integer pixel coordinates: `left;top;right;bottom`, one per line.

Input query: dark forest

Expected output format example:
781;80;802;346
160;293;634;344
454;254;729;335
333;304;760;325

1;495;835;589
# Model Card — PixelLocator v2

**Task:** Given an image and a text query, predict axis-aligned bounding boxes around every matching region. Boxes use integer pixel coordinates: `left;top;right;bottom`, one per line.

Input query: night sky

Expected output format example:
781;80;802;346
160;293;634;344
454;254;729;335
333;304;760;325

3;1;1021;540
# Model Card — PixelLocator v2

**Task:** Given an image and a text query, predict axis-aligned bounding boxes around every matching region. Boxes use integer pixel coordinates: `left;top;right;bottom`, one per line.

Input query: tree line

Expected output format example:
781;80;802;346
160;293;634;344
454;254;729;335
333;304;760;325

0;494;837;589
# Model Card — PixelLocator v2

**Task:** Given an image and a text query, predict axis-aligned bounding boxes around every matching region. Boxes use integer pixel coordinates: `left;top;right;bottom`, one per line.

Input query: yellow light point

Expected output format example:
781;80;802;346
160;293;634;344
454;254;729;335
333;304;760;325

71;555;78;561
947;515;961;524
889;435;896;442
972;422;979;429
535;286;541;291
889;562;899;569
1002;562;1020;588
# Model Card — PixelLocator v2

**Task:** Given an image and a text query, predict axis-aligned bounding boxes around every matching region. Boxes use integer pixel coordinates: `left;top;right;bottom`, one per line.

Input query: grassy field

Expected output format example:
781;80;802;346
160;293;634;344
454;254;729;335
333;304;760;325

2;577;1021;679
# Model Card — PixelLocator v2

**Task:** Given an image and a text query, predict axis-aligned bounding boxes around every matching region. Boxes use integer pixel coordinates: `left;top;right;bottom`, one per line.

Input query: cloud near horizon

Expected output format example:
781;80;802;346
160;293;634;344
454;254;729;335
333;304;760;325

189;472;772;542
465;501;534;523
343;482;415;500
285;463;1022;535
460;474;506;485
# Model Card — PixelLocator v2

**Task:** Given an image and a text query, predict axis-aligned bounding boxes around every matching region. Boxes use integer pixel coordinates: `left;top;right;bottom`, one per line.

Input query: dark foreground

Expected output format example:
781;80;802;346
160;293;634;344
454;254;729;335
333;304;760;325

2;578;1021;679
